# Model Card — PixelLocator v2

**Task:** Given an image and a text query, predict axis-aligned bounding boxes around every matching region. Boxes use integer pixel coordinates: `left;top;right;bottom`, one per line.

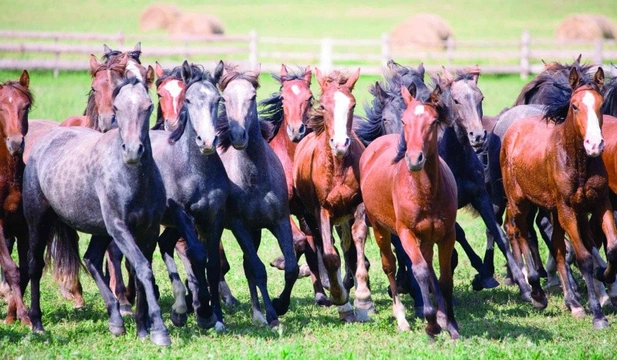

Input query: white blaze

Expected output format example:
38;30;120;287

291;84;300;95
163;80;183;114
126;60;143;81
333;91;350;146
414;105;425;115
582;91;603;154
8;97;12;103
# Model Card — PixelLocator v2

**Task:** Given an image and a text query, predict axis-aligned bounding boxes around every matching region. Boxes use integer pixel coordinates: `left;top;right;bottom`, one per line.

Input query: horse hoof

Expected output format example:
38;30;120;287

120;304;133;317
272;298;290;316
270;256;285;270
339;310;355;323
425;323;442;337
472;275;499;291
315;293;332;307
196;314;217;330
150;330;171;347
354;307;371;323
171;308;188;327
503;277;515;287
298;264;311;278
269;319;281;329
531;294;548;310
31;322;45;334
593;318;610;330
571;307;586;319
610;297;617;307
449;331;461;340
214;321;226;333
545;275;561;289
108;321;126;336
222;296;240;308
520;290;532;303
397;323;411;332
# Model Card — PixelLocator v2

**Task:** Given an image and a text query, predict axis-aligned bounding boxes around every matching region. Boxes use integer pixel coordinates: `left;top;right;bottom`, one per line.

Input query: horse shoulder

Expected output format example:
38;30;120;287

60;115;88;127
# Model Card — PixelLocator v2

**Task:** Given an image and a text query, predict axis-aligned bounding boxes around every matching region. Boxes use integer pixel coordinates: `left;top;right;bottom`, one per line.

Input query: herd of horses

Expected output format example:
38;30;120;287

2;42;617;346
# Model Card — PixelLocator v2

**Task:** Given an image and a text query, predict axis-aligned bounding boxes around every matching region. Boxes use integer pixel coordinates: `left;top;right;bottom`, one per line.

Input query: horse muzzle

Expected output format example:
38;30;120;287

196;135;218;155
468;130;487;151
6;136;24;156
584;137;605;158
98;113;116;132
122;142;145;164
164;118;180;132
287;123;307;143
405;151;425;172
329;136;350;157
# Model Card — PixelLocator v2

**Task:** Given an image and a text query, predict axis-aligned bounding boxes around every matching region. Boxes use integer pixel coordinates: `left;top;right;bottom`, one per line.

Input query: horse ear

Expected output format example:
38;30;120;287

569;66;580;89
470;65;480;84
19;70;29;89
315;67;326;88
408;82;417;98
181;60;192;84
417;62;425;79
387;59;399;71
89;54;100;73
103;44;112;56
280;64;288;79
430;84;442;106
575;54;582;65
303;65;312;85
374;82;386;101
594;67;605;88
253;63;261;77
154;61;164;78
442;66;453;83
146;65;155;88
345;67;361;90
401;85;413;106
134;42;141;52
213;60;224;84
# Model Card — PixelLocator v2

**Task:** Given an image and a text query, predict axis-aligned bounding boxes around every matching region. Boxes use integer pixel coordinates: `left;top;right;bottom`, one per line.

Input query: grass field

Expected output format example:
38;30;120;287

2;1;617;359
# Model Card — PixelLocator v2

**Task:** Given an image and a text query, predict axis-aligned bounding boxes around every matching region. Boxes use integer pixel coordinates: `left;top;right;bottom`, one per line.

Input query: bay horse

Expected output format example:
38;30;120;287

60;54;127;131
500;65;617;329
293;68;373;322
259;64;334;306
0;70;32;326
23;77;171;346
217;63;299;328
360;85;459;338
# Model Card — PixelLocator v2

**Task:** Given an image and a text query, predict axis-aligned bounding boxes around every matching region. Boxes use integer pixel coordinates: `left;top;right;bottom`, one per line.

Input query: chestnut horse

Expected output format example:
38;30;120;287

0;70;32;326
361;85;459;338
293;68;373;322
501;65;617;329
60;54;126;131
260;65;333;306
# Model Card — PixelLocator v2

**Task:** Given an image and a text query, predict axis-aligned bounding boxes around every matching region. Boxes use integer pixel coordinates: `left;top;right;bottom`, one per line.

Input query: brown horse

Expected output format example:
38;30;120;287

360;85;459;338
0;70;32;326
260;64;333;306
60;54;126;131
501;65;617;329
293;68;373;322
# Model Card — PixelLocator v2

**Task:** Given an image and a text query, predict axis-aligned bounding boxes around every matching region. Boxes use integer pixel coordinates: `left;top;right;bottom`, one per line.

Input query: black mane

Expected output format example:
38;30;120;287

602;67;617;117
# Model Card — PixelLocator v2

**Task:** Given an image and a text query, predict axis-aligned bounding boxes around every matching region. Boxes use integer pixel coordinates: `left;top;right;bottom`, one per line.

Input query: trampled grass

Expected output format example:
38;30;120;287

2;1;617;359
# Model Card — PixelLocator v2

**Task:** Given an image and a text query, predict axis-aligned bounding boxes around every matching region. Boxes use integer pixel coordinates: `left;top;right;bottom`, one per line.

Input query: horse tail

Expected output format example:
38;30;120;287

45;219;85;303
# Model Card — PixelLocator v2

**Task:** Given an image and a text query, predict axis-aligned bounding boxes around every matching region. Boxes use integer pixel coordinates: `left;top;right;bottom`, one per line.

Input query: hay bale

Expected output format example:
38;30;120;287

139;3;181;31
168;13;225;37
391;13;453;51
556;14;617;42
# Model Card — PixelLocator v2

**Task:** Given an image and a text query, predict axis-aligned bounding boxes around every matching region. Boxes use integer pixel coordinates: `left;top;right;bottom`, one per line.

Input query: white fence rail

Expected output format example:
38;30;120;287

1;30;616;78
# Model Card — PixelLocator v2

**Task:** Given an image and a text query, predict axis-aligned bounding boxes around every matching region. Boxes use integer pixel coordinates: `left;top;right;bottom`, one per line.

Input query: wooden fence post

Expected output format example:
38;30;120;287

381;33;391;67
117;30;124;48
54;36;60;78
520;30;530;80
320;37;333;73
594;39;603;66
249;30;258;70
446;36;455;66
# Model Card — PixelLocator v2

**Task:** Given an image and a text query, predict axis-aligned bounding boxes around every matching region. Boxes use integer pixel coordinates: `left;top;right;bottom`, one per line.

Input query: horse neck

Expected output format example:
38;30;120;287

447;123;473;152
0;138;23;187
269;115;296;159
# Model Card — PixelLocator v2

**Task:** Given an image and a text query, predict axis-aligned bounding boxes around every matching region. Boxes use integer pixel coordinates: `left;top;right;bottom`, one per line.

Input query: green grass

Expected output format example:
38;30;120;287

2;1;617;358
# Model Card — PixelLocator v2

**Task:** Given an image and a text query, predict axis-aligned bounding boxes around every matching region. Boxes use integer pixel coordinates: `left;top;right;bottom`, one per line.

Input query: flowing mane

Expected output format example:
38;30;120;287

218;64;260;91
542;63;599;124
602;68;617;117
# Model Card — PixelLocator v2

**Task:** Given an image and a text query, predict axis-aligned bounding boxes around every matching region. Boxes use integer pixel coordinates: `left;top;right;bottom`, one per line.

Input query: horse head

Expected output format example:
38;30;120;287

569;66;605;157
88;54;126;132
0;70;32;156
313;67;360;157
279;64;313;142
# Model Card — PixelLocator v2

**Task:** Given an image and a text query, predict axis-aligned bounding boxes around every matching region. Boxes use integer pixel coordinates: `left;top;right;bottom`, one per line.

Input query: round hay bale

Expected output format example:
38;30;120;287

391;13;453;51
168;13;225;37
139;3;181;31
556;14;617;42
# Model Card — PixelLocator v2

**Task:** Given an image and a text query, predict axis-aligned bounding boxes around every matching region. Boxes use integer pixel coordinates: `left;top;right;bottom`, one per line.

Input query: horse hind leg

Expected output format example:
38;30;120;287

298;214;331;306
106;241;132;315
269;218;299;317
435;229;460;340
157;227;188;327
350;204;374;322
48;223;85;309
455;222;498;291
218;241;240;307
270;217;311;278
0;224;30;326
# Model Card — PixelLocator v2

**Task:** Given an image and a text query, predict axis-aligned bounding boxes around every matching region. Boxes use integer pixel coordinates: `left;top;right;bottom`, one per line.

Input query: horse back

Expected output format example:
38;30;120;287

601;115;617;195
23;119;59;164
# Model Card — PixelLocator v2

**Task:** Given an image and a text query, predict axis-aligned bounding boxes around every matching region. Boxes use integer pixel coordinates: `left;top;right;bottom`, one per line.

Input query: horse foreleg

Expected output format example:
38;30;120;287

397;227;440;337
455;222;498;291
371;220;410;331
597;201;617;285
299;214;331;306
0;224;30;326
436;227;460;340
269;218;299;317
84;235;126;336
351;203;373;322
197;215;226;333
157;227;188;327
319;208;352;321
550;219;584;317
218;240;240;307
105;241;131;315
391;235;424;318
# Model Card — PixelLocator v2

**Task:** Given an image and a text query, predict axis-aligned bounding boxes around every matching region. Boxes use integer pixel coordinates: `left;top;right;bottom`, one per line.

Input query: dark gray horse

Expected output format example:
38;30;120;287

148;61;230;332
217;63;299;328
23;77;170;346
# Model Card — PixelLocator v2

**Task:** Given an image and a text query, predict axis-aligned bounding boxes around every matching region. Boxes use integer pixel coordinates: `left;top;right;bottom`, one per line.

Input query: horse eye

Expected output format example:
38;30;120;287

453;99;460;105
185;98;191;105
111;115;116;124
91;87;96;93
572;104;579;111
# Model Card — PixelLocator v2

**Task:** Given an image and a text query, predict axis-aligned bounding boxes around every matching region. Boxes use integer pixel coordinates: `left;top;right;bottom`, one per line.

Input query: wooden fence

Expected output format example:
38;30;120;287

1;29;616;78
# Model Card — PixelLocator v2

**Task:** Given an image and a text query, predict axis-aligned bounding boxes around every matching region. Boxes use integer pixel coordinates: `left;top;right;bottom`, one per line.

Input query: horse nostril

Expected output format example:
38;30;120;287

196;135;202;143
329;138;334;145
299;124;306;135
344;137;350;147
138;144;144;156
122;143;126;151
417;152;424;163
